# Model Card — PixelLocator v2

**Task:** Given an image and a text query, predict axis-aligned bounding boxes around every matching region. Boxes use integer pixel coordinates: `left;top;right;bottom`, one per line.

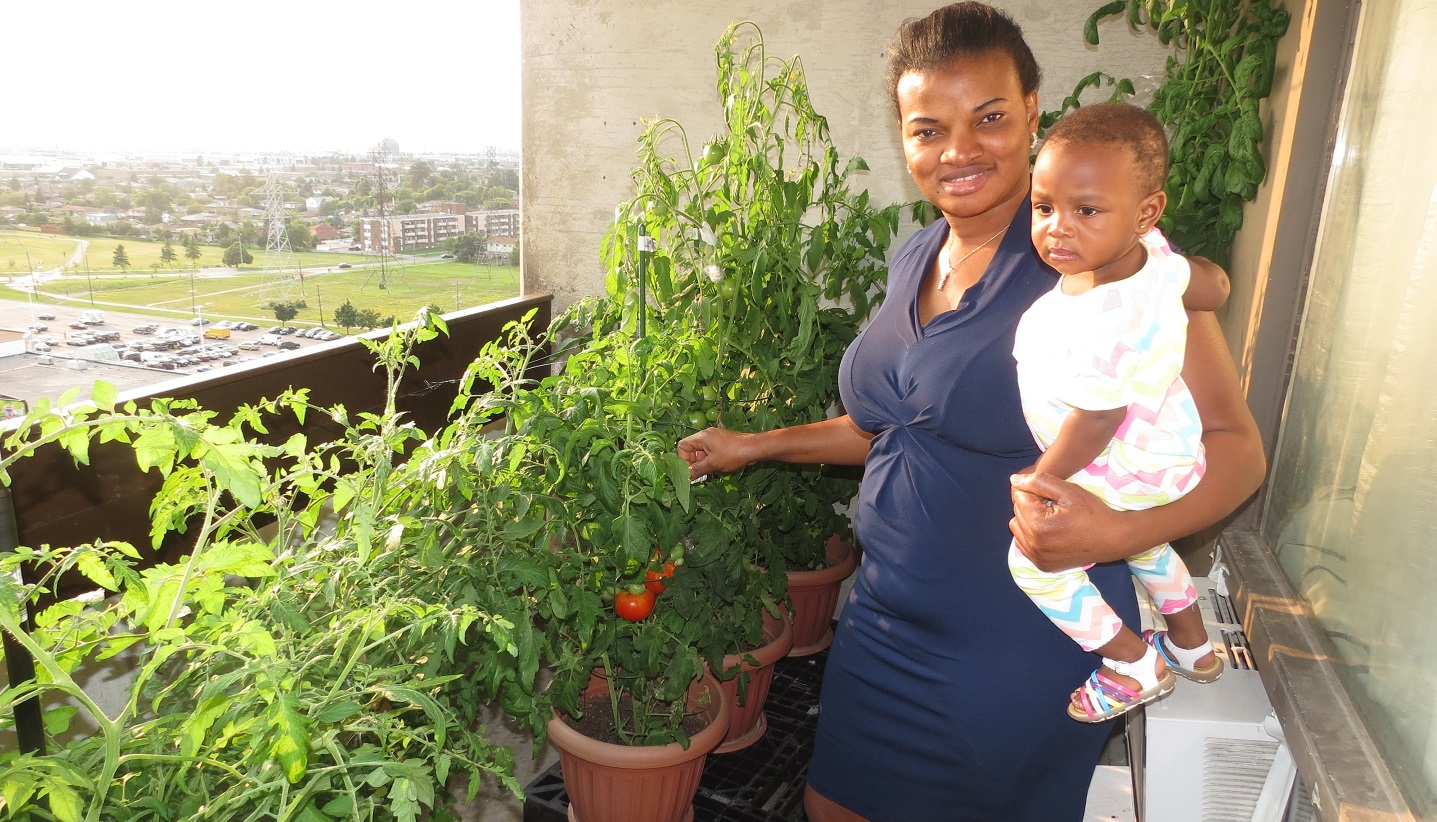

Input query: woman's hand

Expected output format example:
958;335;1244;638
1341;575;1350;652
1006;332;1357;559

677;415;873;480
1009;472;1133;571
678;427;758;479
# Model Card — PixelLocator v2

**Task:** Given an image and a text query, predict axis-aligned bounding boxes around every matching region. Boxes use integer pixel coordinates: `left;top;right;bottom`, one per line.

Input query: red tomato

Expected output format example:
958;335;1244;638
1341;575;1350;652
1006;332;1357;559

644;562;677;595
615;589;656;621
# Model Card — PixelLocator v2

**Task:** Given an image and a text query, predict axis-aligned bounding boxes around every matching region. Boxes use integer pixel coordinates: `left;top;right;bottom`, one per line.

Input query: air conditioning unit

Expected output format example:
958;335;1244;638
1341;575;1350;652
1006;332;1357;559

1131;558;1316;822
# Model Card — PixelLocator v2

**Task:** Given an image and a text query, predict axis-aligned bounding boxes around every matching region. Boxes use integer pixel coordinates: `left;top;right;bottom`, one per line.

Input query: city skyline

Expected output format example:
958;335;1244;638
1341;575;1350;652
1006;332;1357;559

7;0;521;157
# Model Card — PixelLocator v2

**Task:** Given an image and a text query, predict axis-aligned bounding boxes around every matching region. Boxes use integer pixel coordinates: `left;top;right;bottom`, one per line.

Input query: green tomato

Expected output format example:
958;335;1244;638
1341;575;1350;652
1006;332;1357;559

705;407;720;423
702;142;726;166
686;410;709;429
699;385;720;403
646;199;670;218
718;279;738;300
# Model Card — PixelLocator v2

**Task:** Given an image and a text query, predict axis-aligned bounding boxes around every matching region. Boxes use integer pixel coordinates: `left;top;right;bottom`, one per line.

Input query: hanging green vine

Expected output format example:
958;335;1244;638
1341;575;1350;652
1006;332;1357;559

1045;0;1292;266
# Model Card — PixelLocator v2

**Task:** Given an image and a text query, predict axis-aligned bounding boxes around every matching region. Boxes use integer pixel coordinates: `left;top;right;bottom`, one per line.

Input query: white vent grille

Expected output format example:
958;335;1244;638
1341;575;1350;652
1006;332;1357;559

1286;777;1316;822
1201;738;1281;821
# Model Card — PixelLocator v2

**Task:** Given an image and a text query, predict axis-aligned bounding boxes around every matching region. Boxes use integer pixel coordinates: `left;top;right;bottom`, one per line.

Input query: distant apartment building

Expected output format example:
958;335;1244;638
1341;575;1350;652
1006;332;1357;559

360;212;465;254
361;208;521;254
420;201;467;216
466;209;520;238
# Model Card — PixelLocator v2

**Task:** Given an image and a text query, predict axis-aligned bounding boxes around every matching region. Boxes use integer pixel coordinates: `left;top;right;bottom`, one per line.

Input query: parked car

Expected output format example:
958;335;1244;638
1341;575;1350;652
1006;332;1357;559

257;334;281;346
133;324;158;334
70;322;89;330
235;322;258;331
30;342;51;353
337;263;352;269
29;323;47;332
278;340;301;350
278;326;297;335
190;317;211;326
238;341;261;351
38;312;55;321
440;254;455;259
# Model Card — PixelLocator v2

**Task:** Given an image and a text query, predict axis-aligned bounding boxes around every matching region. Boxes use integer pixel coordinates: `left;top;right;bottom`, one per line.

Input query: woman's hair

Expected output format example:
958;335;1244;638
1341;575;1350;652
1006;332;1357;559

886;2;1042;116
1042;102;1171;193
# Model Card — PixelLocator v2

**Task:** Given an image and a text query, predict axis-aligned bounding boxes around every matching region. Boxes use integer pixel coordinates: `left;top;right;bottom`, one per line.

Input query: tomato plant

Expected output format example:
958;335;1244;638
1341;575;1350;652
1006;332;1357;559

615;589;657;621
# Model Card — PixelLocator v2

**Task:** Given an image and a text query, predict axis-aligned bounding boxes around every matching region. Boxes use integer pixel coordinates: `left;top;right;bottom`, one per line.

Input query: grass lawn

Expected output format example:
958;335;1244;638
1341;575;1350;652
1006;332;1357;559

0;232;83;274
20;260;521;326
1;231;368;274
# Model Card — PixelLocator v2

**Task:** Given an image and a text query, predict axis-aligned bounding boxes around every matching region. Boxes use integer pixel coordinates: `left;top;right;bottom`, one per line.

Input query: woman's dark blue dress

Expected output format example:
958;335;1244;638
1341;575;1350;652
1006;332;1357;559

808;202;1140;821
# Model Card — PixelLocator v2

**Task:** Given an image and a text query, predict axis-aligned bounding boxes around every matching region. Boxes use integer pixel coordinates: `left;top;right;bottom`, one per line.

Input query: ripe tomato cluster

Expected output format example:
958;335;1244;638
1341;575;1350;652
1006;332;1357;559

613;546;686;622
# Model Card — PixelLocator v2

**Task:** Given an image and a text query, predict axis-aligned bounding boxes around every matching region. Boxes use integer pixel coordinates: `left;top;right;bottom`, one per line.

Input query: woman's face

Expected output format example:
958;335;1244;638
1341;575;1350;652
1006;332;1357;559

896;51;1038;222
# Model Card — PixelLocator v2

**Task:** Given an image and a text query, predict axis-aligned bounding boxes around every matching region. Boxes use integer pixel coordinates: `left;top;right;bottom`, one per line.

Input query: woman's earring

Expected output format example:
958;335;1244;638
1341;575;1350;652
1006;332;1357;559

906;166;912;175
1030;133;1039;150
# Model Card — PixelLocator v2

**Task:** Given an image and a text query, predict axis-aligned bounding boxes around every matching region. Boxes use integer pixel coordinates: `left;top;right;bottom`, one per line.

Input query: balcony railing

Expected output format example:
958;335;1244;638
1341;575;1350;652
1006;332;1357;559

6;294;552;588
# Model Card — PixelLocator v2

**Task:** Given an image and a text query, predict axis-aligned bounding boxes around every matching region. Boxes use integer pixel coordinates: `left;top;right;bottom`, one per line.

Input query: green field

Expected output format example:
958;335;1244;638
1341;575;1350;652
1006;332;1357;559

15;260;521;326
1;231;368;274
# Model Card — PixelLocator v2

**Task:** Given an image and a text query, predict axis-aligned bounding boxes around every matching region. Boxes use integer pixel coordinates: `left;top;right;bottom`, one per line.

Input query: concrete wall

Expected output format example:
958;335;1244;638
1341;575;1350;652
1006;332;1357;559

521;0;1175;312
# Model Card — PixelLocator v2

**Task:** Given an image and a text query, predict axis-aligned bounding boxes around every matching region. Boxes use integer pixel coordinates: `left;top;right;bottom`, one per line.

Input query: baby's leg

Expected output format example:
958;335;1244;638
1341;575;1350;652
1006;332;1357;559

1008;542;1167;703
1128;544;1218;676
1008;540;1119;652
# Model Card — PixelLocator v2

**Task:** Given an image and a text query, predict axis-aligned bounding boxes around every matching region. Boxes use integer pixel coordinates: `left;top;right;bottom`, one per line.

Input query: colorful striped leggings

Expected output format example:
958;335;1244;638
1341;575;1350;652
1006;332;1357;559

1008;540;1198;652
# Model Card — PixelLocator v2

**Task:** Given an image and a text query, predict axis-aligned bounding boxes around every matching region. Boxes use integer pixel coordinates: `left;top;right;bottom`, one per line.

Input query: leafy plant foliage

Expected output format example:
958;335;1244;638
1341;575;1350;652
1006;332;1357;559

1045;0;1291;266
0;312;524;821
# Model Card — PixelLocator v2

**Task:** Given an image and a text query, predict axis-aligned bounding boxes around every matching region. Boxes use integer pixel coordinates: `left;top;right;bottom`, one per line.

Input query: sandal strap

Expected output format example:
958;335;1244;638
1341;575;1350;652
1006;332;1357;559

1102;644;1162;690
1146;630;1215;671
1075;671;1140;720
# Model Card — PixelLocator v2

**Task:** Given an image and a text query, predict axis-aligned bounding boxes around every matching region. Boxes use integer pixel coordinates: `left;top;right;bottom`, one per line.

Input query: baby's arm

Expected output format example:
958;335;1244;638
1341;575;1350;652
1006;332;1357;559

1182;256;1231;312
1033;406;1127;481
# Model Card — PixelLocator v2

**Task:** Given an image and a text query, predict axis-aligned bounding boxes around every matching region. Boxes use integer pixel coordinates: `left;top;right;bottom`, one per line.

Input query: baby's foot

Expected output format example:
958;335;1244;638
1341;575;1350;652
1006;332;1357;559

1068;644;1174;722
1144;630;1223;683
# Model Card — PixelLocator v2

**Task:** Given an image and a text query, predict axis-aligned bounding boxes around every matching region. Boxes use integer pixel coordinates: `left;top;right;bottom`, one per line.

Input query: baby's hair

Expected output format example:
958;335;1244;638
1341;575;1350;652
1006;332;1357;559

1042;102;1169;193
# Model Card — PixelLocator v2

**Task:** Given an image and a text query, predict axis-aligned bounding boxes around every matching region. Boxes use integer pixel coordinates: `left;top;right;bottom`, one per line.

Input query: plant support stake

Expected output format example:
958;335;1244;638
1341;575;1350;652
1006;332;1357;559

636;223;655;341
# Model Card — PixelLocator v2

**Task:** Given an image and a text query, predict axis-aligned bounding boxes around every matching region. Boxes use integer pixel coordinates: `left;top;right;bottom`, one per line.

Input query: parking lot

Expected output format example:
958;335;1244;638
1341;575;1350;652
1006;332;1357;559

0;299;343;409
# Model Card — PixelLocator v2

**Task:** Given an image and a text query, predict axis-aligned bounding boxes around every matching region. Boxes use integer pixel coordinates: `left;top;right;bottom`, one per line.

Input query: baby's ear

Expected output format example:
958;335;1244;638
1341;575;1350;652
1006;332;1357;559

1137;190;1167;234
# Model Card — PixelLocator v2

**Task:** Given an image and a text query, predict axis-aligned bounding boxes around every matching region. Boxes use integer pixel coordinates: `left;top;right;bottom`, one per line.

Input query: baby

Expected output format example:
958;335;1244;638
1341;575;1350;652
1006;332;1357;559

1010;102;1230;722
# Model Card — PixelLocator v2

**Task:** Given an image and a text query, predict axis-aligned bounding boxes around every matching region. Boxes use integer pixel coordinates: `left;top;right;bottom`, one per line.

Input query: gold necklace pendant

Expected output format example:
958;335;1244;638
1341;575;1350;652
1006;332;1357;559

937;227;1007;291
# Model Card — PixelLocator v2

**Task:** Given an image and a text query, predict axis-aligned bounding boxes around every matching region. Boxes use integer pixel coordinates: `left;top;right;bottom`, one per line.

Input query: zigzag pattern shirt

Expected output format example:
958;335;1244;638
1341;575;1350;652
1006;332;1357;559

1012;230;1205;510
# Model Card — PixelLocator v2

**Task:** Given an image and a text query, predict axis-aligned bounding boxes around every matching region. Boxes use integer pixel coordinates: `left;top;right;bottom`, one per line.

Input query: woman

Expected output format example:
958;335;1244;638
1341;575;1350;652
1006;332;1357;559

678;4;1265;820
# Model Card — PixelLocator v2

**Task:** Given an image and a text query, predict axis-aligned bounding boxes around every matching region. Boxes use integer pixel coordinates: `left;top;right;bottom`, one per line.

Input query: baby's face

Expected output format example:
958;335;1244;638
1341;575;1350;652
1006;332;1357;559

1030;141;1154;281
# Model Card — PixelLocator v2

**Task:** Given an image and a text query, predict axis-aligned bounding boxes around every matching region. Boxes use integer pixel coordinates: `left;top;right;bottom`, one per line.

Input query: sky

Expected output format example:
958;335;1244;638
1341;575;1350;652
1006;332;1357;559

5;0;521;157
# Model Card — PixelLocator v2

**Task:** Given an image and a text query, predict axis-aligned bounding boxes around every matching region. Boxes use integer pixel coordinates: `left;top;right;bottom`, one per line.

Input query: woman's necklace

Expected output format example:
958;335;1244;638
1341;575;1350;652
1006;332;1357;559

936;227;1007;291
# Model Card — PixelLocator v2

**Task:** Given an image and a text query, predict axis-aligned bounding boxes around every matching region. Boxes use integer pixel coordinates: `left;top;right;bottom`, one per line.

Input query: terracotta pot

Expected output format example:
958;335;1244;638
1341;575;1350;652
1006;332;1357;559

714;607;793;753
784;535;857;656
547;671;729;822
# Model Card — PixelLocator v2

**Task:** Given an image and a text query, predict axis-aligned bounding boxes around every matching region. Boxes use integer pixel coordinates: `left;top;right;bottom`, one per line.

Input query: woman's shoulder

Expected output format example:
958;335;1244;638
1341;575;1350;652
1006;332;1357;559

889;219;948;274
